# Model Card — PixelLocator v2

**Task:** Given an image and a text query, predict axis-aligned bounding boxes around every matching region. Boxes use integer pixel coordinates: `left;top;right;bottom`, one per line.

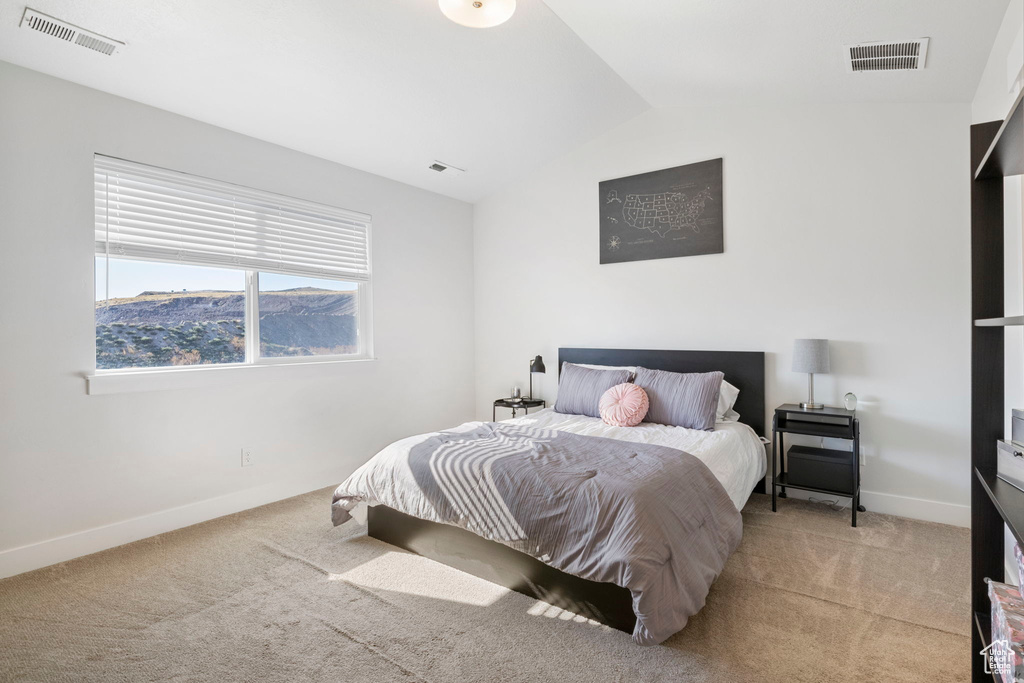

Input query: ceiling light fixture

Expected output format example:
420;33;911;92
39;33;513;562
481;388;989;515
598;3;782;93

439;0;515;28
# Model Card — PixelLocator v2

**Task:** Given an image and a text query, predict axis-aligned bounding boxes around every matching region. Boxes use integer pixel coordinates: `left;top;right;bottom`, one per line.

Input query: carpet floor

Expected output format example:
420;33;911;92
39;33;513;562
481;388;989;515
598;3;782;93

0;490;970;682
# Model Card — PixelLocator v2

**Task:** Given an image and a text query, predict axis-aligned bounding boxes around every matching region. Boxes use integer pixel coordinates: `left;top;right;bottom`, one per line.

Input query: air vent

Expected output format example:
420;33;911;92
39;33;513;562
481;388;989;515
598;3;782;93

20;8;124;56
844;38;928;72
428;161;466;176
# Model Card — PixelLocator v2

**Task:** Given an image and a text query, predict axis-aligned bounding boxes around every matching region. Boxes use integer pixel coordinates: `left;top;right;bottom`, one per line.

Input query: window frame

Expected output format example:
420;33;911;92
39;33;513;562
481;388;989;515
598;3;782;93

247;270;374;366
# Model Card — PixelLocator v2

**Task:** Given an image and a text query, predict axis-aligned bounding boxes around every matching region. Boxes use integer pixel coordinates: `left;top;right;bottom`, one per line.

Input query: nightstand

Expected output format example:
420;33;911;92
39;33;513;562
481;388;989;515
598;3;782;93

771;403;864;527
493;398;545;421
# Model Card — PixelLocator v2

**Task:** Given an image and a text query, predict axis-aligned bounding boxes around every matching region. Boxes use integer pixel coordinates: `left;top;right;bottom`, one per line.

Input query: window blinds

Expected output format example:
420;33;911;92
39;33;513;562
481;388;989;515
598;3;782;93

94;155;371;282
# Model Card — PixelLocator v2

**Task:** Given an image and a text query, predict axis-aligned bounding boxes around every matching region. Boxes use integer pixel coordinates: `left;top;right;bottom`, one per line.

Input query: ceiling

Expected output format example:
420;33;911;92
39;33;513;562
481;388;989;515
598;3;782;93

543;0;1011;105
0;0;1011;202
0;0;648;203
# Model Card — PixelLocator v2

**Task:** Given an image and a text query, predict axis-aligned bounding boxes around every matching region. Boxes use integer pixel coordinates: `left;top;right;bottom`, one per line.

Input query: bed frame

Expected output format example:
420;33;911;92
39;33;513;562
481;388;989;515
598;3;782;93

368;348;766;634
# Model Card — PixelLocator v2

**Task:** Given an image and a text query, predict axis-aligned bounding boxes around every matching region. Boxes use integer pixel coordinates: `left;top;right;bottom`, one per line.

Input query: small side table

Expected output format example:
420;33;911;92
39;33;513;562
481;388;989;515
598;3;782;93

493;398;545;421
771;403;864;527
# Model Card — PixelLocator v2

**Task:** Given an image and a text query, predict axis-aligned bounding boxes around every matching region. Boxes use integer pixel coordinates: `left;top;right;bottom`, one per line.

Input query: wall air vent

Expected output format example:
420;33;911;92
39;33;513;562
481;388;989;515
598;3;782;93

844;38;929;72
428;161;466;176
19;8;124;56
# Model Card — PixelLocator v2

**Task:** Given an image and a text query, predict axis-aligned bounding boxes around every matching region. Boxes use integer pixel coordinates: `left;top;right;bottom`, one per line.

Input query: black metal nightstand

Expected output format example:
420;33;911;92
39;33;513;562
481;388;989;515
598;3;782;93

493;398;545;421
771;403;864;527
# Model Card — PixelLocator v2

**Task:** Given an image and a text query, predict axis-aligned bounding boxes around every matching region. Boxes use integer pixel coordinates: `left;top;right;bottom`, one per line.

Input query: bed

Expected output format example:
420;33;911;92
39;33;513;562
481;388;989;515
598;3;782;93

333;348;766;644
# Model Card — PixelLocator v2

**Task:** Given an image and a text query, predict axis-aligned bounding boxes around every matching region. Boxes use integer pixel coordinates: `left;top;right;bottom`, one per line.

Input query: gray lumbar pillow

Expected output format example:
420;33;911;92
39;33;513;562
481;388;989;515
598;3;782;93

553;362;633;418
633;367;724;430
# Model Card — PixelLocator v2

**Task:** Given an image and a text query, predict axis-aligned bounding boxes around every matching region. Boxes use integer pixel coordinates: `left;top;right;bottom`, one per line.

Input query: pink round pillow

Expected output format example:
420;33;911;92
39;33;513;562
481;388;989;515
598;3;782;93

599;383;649;427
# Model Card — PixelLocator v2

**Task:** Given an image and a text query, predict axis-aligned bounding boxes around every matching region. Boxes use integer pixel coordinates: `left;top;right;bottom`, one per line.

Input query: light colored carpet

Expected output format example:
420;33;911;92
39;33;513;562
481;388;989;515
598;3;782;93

0;490;970;683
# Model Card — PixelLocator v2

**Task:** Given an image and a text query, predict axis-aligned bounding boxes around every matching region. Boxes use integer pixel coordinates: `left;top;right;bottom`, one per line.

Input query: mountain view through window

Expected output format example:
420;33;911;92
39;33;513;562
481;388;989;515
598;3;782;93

95;258;359;370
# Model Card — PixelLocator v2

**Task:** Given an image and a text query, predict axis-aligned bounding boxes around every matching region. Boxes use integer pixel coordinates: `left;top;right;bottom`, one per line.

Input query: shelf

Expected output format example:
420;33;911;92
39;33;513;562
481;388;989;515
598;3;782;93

975;467;1024;549
975;610;1003;683
975;609;991;650
975;86;1024;180
974;610;1000;683
975;316;1024;327
774;473;855;498
774;422;854;439
776;403;856;418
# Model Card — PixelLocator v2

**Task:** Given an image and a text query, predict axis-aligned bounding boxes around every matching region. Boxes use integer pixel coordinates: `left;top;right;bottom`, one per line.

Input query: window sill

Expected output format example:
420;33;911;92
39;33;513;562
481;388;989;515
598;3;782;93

85;356;376;395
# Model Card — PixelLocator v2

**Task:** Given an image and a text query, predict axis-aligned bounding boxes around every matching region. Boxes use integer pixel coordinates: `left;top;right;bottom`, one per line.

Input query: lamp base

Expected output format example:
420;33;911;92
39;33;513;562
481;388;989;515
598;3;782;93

799;402;824;410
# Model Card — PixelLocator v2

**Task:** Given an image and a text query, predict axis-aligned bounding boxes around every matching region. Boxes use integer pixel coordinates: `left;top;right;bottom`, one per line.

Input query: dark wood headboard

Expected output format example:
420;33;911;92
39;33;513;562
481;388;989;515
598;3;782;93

557;348;766;439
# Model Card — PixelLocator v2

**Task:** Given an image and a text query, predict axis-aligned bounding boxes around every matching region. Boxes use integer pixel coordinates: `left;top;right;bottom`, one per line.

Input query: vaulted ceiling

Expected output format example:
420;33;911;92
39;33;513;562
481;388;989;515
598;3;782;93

543;0;1010;105
0;0;1011;202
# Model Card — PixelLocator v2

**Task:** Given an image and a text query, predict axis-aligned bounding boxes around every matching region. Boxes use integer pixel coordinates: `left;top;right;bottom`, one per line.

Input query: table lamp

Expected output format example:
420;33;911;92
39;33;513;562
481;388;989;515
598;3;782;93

528;355;545;399
792;339;829;410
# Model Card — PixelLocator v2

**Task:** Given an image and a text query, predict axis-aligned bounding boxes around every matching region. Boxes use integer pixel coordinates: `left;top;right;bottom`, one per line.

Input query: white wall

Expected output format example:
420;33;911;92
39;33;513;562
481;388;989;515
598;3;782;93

0;61;476;578
473;102;971;525
972;0;1024;124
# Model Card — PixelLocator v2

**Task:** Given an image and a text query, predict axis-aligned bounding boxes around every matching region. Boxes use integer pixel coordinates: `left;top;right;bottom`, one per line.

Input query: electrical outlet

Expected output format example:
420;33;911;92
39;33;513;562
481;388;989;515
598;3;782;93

241;448;253;467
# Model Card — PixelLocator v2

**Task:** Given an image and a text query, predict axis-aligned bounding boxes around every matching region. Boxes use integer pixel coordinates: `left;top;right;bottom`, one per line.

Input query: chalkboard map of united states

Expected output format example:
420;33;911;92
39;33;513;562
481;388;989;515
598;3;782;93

599;157;723;264
622;187;713;238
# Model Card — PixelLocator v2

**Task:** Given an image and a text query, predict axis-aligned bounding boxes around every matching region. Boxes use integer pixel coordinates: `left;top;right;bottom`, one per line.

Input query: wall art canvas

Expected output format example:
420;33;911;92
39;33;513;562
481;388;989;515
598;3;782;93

599;158;723;264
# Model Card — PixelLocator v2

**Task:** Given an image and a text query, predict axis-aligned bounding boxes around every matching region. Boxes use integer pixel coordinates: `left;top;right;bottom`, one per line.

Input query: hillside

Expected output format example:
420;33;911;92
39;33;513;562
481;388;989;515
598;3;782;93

95;288;357;369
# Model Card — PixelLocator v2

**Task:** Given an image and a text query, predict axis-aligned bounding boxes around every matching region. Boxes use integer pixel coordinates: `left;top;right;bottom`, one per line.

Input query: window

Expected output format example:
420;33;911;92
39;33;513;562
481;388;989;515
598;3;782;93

95;259;246;369
257;273;359;358
94;155;372;372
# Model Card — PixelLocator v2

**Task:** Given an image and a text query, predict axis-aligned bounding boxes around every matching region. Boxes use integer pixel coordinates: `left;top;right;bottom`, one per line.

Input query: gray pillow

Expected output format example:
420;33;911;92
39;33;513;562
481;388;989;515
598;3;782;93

553;362;632;418
633;367;724;430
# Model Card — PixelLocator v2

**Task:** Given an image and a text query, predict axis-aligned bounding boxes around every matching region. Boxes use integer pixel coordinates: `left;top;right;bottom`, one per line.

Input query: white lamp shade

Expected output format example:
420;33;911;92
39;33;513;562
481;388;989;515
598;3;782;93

792;339;830;374
439;0;516;28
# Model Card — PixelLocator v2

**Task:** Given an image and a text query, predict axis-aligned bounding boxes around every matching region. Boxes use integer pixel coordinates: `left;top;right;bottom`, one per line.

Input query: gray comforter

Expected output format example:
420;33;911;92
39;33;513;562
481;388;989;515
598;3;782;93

332;422;742;645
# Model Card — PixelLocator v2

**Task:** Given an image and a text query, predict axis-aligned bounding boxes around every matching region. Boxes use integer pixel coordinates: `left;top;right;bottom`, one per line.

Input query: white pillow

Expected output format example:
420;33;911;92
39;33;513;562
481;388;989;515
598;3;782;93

574;363;637;380
717;380;740;421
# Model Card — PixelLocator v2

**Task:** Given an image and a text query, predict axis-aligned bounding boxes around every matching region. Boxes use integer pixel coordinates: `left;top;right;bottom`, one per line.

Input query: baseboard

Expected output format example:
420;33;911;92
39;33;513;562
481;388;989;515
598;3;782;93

0;469;343;580
2;475;972;580
778;488;969;527
860;490;969;527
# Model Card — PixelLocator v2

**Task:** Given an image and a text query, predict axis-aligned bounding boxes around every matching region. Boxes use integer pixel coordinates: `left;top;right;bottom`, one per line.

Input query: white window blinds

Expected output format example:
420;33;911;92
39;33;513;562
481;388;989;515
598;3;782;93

94;155;371;282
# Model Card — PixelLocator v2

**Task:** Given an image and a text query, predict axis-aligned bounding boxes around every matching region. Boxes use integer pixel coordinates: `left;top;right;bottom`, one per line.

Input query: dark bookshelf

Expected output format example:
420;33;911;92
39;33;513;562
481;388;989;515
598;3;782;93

974;610;1000;682
975;86;1024;180
970;95;1013;679
975;467;1024;549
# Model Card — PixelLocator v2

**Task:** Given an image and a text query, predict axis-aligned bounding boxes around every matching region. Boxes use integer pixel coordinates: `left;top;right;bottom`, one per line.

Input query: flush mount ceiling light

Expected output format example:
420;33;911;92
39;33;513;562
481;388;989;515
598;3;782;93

439;0;515;28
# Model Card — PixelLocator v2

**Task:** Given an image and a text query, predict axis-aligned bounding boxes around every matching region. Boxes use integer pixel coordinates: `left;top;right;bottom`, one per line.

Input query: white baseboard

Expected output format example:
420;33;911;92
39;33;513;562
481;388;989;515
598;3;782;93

859;489;969;527
2;474;972;581
0;469;343;580
777;487;969;527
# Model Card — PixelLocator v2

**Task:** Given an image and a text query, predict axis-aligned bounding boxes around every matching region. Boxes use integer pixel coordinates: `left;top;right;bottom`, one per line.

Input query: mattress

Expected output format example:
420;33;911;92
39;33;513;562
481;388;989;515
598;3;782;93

501;408;767;511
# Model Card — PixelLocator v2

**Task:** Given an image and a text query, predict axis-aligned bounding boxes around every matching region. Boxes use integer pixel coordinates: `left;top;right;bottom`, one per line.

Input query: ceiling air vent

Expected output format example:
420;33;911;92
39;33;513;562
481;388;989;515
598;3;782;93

844;38;929;72
19;8;124;56
428;161;466;176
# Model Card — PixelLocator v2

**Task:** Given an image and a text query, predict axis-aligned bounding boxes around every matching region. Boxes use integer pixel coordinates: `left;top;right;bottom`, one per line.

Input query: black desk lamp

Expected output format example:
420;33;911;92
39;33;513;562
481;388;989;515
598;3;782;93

528;355;546;399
